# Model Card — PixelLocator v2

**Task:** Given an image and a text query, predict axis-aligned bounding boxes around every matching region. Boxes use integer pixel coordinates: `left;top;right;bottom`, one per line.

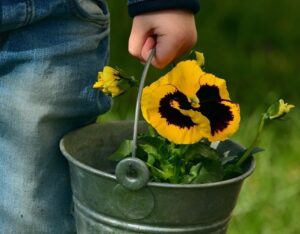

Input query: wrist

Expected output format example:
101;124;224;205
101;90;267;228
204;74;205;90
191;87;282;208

128;0;200;18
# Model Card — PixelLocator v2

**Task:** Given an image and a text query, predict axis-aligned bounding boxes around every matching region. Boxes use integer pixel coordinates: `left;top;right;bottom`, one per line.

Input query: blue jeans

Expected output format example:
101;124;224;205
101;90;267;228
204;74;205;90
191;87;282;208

0;0;111;233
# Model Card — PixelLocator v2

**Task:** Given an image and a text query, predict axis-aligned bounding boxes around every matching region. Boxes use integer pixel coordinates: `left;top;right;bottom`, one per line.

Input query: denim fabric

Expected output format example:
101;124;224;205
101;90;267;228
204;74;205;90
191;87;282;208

0;0;111;233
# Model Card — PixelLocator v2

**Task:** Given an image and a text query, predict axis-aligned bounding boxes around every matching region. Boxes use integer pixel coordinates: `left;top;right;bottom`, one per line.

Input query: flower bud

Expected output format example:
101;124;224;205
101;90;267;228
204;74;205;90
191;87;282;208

195;51;205;67
93;66;136;97
267;99;295;120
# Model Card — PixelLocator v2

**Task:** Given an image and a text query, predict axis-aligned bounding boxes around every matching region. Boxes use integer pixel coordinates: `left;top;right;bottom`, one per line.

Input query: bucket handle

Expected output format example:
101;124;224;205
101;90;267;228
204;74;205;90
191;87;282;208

115;49;155;190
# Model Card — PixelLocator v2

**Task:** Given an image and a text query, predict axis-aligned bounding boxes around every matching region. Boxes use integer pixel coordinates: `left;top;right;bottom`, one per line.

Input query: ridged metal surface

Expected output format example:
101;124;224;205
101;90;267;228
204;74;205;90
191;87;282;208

60;121;255;234
74;196;229;233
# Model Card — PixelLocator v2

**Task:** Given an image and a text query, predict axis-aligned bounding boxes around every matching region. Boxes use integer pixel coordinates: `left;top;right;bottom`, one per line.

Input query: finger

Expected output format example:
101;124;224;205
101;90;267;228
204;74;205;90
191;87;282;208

151;34;179;69
141;36;156;62
128;19;151;61
153;31;197;69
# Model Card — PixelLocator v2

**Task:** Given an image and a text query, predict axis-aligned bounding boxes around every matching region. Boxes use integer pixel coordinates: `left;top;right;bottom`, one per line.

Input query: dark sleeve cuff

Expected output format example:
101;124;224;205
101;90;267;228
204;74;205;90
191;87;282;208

128;0;200;18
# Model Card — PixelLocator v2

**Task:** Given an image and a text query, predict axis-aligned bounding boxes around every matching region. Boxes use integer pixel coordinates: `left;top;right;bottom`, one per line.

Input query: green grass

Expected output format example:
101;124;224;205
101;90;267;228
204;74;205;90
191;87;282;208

104;1;300;233
228;109;300;234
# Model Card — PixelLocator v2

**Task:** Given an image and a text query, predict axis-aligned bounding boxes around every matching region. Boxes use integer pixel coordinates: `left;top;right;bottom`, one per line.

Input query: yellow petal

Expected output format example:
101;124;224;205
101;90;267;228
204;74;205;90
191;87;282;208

103;66;119;75
147;60;204;97
93;80;104;88
206;101;240;142
93;66;124;96
142;84;211;144
110;86;123;97
199;73;230;100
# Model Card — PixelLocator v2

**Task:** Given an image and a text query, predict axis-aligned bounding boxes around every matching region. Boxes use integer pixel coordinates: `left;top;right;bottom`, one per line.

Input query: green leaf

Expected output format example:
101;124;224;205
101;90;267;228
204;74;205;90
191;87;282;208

192;159;224;184
139;144;161;160
182;163;202;183
135;145;148;161
221;147;264;165
160;162;175;179
251;147;265;154
223;147;261;179
108;140;132;161
138;135;168;165
267;101;280;118
147;125;156;137
168;144;189;158
221;156;239;165
138;135;165;148
117;79;131;91
147;153;156;166
223;164;244;180
185;142;222;161
190;163;201;177
146;163;168;182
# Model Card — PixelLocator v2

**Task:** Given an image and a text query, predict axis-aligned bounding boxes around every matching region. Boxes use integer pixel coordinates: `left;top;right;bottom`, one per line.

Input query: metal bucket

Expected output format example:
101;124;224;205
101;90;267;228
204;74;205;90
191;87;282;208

60;121;255;234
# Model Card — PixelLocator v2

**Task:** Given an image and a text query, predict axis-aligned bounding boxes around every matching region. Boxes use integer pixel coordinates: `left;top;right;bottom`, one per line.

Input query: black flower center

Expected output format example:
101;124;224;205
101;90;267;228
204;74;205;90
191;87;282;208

196;84;221;102
196;85;234;135
159;90;196;129
158;85;235;135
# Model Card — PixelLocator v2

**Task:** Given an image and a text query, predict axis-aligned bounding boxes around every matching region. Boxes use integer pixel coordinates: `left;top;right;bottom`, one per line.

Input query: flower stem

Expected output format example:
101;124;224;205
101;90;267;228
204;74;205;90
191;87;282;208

236;113;268;167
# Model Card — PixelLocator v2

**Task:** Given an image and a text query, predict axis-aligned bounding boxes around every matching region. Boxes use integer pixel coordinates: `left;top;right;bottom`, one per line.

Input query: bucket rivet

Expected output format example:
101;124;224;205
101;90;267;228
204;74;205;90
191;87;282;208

115;157;150;190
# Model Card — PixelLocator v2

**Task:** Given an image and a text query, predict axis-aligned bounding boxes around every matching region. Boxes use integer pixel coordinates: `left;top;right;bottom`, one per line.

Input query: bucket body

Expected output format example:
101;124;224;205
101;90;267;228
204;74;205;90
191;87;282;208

60;121;255;234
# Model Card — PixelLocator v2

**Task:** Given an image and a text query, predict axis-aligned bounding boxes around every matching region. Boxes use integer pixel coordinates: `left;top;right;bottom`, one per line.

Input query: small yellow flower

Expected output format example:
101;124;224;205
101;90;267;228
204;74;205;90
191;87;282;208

93;66;124;97
141;60;240;144
267;99;295;120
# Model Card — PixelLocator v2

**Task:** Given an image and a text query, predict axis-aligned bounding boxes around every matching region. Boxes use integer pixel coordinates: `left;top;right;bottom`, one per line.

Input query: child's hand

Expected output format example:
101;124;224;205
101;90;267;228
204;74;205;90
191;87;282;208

128;10;197;69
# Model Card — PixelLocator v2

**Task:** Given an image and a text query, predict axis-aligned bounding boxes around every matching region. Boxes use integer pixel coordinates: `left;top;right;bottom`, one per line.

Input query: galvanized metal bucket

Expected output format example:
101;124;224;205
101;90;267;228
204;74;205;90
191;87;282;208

60;121;255;234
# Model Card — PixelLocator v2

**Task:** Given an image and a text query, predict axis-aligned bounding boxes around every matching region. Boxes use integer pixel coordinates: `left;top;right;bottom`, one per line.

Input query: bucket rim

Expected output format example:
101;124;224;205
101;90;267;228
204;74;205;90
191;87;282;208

60;138;255;189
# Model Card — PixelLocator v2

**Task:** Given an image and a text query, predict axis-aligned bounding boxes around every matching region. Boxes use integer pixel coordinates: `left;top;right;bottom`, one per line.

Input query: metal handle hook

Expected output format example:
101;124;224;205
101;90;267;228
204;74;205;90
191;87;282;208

115;49;155;190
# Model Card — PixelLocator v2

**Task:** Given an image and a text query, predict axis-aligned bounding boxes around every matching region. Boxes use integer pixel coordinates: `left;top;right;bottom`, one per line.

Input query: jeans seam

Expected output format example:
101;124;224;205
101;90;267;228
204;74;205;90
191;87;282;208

24;0;34;25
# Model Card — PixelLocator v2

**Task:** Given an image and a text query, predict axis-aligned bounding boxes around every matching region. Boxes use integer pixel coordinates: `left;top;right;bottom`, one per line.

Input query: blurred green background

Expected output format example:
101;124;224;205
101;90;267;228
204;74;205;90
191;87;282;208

104;1;300;233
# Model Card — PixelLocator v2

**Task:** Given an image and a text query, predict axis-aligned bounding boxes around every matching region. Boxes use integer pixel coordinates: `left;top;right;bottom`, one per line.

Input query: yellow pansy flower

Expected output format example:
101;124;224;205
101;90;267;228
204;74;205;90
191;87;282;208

141;60;240;144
